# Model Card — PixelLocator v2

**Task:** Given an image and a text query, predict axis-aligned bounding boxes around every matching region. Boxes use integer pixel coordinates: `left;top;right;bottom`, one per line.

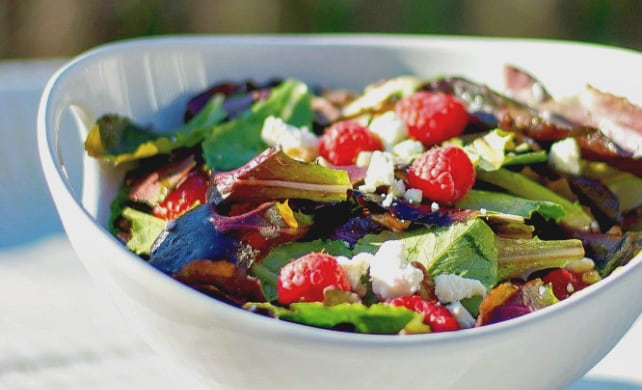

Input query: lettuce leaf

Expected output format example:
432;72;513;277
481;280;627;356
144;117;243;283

456;189;566;222
354;219;498;289
202;79;313;170
245;302;429;334
212;148;352;205
121;207;166;255
476;167;595;231
84;95;227;164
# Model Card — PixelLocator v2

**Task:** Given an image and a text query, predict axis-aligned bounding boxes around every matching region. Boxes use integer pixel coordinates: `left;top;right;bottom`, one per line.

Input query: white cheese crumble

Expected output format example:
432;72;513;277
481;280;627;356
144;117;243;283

359;151;396;193
368;111;408;150
368;240;423;300
403;188;423;204
389;179;407;198
392;139;425;164
434;274;487;304
260;116;319;162
355;151;373;168
445;301;477;329
337;253;373;297
548;137;581;175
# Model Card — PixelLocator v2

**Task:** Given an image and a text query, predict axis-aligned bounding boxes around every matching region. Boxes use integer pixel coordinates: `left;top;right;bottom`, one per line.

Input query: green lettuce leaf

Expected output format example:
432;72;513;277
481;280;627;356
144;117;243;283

121;207;166;255
84;95;227;164
250;239;353;302
354;219;498;289
476;167;595;231
245;302;429;334
202;79;313;170
456;189;566;222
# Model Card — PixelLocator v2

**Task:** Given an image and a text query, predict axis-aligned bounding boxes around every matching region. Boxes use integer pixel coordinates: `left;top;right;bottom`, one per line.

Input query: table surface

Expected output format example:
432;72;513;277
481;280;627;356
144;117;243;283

0;59;640;390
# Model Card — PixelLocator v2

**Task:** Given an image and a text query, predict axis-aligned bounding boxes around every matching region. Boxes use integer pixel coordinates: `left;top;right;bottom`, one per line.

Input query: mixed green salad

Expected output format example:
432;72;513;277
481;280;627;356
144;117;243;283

85;65;642;335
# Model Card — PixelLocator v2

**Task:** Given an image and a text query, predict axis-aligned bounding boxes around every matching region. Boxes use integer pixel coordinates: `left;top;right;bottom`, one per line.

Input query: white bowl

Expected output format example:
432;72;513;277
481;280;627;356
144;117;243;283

38;35;642;390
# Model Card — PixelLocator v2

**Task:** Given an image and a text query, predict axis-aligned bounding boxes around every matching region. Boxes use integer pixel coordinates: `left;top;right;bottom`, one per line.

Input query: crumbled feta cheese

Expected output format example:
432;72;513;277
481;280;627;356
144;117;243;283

368;240;423;300
358;151;396;193
355;151;373;168
260;116;319;162
403;188;423;204
430;202;440;212
548;137;581;175
368;111;408;150
389;179;406;198
434;274;486;304
337;253;373;297
392;139;424;164
445;301;476;329
381;193;395;208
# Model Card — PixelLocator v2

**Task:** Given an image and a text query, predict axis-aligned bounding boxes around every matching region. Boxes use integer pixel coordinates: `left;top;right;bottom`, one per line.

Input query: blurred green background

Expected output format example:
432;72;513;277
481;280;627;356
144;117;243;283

1;0;640;59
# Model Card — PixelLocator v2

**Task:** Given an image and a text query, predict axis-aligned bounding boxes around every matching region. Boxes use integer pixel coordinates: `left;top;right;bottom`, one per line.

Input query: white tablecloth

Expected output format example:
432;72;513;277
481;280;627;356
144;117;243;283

0;59;639;390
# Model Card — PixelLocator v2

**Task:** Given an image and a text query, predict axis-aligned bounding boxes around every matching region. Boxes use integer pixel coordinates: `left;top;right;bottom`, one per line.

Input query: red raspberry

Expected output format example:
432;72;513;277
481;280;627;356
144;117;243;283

277;252;351;304
395;91;468;147
388;295;460;332
407;146;475;205
543;268;587;300
319;120;383;165
153;169;209;220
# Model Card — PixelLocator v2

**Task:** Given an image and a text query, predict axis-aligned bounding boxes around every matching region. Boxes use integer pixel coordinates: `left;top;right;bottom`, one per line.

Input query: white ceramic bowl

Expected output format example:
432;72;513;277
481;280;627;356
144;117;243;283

38;35;642;390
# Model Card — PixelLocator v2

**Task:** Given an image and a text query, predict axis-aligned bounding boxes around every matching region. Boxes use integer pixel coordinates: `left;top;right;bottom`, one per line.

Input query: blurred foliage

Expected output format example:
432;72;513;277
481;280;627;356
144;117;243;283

0;0;640;59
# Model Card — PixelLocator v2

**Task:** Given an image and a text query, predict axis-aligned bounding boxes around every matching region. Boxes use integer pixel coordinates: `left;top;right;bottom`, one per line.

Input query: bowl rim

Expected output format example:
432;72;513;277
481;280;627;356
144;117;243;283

37;33;642;346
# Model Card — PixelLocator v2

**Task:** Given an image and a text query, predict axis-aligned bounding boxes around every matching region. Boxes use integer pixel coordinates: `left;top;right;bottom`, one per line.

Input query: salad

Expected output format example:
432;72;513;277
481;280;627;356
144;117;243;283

84;65;642;335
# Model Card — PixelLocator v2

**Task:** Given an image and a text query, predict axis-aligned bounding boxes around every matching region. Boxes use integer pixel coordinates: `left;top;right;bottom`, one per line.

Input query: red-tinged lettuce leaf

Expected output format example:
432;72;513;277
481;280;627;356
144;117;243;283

211;148;352;205
149;201;311;275
202;79;313;171
174;259;266;305
184;79;280;122
244;302;429;334
250;239;353;302
456;189;566;222
84;95;227;164
478;279;558;326
354;219;498;290
128;155;196;206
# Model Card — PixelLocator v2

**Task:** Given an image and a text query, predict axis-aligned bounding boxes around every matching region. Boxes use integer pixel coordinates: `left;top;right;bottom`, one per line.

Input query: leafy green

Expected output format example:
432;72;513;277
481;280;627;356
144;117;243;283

456;189;566;221
250;239;353;302
476;167;595;231
84;95;227;164
245;302;429;334
354;219;498;289
121;207;166;255
495;236;585;280
212;148;352;205
202;79;313;170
